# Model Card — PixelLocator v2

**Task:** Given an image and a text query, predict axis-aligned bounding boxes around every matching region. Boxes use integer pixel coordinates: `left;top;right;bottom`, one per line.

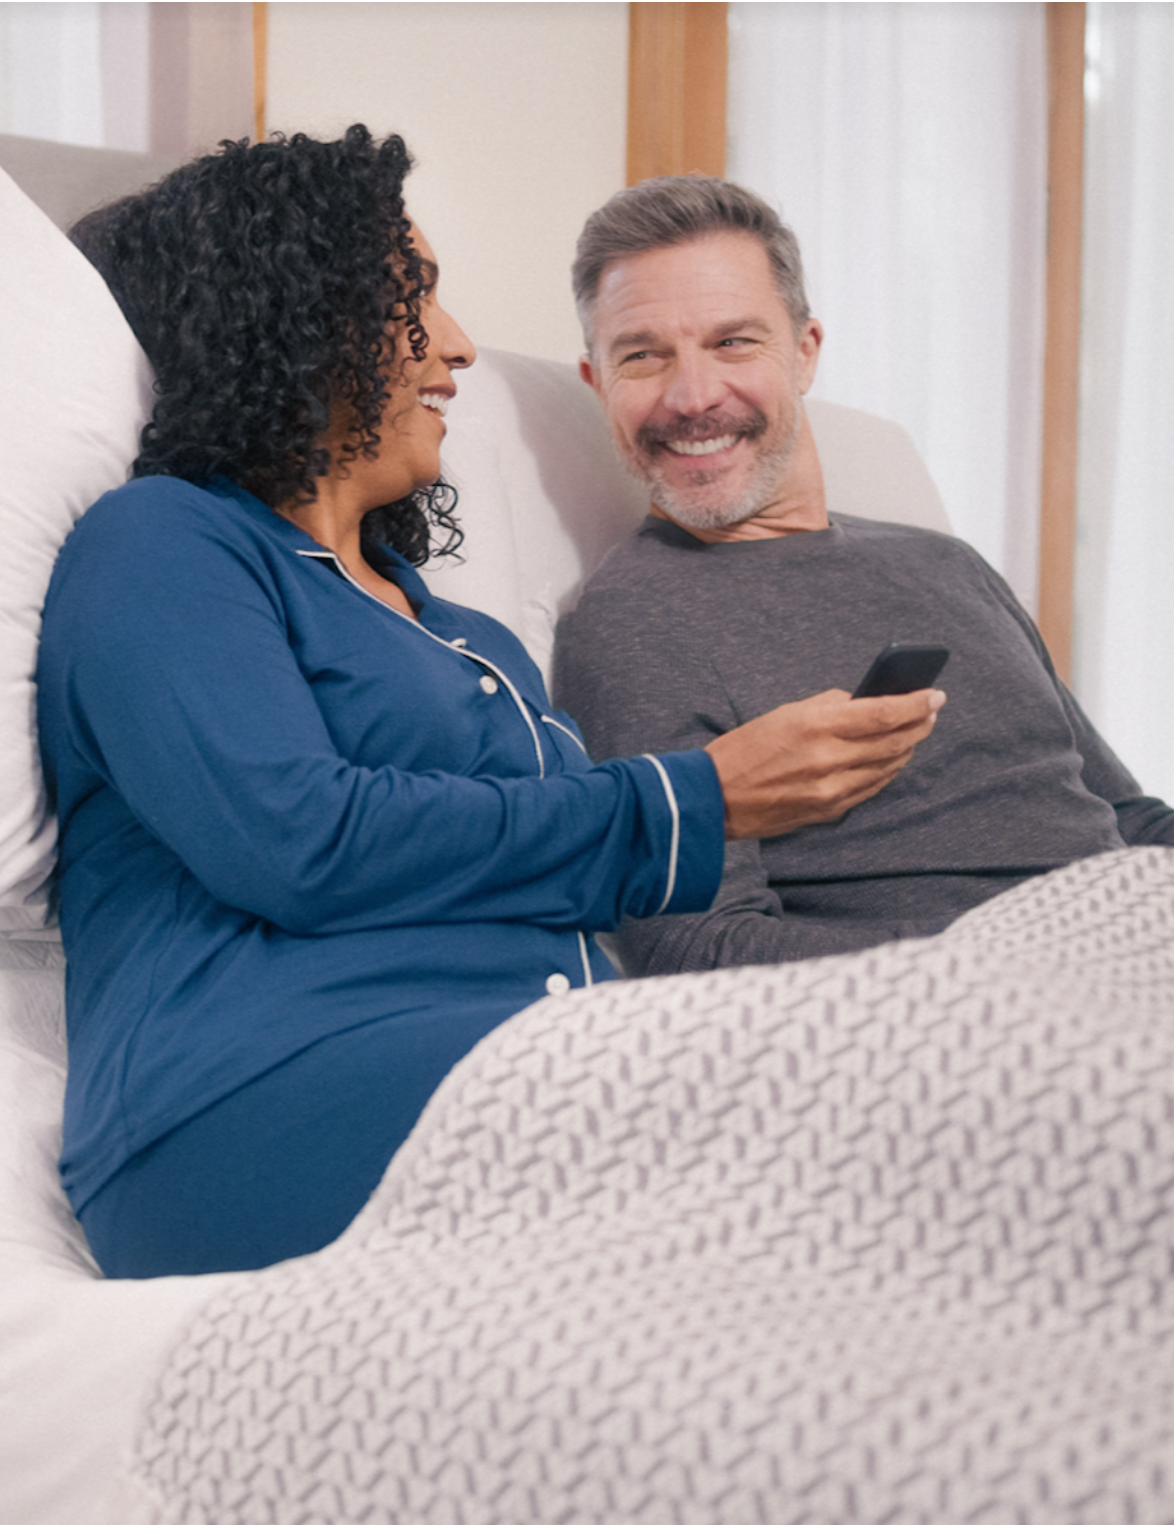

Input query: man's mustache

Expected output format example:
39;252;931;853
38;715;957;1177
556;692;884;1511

636;409;769;452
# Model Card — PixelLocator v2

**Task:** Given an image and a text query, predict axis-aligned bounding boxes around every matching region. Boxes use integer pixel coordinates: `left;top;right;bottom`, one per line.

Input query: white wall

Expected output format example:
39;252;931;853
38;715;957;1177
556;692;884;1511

266;2;627;365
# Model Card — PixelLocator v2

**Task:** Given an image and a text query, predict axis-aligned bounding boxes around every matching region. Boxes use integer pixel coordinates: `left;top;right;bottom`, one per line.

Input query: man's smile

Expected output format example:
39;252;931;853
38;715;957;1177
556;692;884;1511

636;408;767;468
664;433;739;457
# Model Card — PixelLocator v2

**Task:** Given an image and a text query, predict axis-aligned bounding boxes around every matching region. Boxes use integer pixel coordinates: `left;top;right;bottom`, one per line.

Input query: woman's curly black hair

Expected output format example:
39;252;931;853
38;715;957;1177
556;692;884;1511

70;124;461;565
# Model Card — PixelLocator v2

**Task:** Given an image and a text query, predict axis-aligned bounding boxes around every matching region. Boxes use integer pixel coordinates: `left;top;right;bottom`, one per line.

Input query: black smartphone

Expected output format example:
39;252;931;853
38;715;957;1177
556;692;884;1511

852;642;949;698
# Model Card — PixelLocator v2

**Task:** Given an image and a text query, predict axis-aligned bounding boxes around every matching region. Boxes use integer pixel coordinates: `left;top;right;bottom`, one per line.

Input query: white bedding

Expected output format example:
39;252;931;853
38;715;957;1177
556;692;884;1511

0;936;241;1525
81;845;1172;1524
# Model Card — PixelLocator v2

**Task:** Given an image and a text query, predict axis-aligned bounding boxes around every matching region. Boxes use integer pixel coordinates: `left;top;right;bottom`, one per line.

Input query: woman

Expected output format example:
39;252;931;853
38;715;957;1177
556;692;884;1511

37;127;936;1277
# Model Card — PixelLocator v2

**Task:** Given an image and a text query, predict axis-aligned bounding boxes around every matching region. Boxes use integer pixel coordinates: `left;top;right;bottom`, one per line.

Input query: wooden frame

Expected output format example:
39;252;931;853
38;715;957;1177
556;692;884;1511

627;3;727;184
253;1;267;143
1038;2;1085;682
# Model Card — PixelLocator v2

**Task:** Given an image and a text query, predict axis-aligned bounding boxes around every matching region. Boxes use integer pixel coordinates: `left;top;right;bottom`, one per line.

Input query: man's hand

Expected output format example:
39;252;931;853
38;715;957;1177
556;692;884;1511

705;687;945;841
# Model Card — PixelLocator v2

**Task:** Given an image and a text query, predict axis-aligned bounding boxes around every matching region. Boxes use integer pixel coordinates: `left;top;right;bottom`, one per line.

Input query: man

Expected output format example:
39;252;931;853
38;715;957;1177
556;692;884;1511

553;175;1174;975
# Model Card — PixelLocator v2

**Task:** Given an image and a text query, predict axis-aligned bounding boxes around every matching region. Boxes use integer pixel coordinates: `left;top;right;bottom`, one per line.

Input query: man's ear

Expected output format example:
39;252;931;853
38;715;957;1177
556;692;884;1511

797;319;823;395
579;354;601;394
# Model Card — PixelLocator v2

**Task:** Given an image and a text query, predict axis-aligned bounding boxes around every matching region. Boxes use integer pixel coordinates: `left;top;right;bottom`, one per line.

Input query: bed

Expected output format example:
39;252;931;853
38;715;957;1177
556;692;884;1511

2;138;1172;1525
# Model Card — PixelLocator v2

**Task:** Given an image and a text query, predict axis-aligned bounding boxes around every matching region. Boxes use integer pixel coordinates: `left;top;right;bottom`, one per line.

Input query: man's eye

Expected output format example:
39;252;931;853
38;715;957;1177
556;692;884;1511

623;350;650;364
718;336;752;348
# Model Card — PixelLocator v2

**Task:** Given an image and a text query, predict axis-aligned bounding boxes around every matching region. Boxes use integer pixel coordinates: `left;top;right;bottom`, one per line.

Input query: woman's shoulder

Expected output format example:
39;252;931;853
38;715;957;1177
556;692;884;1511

46;478;303;643
74;474;249;535
59;476;296;574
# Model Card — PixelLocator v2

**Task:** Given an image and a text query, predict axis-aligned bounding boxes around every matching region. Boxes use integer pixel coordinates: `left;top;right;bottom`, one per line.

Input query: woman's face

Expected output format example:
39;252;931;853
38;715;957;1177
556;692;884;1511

379;224;476;499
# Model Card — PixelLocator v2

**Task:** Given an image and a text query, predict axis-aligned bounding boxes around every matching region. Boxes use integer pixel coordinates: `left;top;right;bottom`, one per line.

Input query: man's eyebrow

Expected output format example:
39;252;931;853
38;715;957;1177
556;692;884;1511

607;329;659;357
712;316;771;338
417;259;439;289
607;315;773;358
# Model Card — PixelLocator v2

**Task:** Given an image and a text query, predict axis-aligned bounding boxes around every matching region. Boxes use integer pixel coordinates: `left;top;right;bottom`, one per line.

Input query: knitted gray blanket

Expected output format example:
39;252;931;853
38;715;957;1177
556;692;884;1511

123;847;1174;1524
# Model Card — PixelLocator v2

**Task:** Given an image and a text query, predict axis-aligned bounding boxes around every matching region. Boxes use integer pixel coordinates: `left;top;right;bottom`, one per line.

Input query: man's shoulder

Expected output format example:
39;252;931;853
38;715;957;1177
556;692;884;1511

834;511;995;579
561;509;990;637
554;520;714;696
832;511;955;547
579;511;969;587
577;516;693;593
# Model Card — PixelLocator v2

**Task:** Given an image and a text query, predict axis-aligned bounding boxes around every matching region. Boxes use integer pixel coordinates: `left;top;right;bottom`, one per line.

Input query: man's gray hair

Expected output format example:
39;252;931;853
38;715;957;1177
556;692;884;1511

573;175;811;352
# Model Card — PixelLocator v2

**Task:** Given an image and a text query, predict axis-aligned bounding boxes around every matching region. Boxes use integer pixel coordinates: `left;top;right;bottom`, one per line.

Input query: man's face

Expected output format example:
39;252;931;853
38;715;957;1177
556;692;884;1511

580;232;822;533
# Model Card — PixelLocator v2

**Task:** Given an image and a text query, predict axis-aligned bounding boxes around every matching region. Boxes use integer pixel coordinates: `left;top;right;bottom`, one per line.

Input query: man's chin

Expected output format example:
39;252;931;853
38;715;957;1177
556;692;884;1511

661;469;759;528
652;496;756;532
619;454;752;531
641;431;804;533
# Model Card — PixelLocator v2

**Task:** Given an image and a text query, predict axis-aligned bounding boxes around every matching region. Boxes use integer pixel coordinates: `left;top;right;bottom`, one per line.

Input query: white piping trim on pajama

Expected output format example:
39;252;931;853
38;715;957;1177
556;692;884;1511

641;753;680;915
577;931;594;986
541;714;589;754
296;549;547;777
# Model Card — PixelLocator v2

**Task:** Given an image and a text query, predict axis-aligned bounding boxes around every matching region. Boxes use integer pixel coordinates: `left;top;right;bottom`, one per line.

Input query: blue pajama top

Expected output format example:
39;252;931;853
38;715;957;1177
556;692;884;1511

37;478;725;1213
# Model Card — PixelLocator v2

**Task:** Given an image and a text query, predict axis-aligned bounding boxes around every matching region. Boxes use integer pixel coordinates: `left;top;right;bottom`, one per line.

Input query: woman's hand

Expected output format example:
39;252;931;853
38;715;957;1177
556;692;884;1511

705;687;945;841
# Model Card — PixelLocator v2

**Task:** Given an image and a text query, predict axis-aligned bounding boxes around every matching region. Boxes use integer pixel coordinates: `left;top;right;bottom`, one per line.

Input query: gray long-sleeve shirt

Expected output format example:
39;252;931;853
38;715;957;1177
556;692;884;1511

554;513;1174;974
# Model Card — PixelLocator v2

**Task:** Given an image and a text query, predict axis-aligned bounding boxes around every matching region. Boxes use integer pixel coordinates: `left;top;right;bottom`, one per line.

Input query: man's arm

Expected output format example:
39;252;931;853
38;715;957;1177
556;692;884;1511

553;580;938;973
981;554;1174;845
611;838;914;976
1057;684;1174;844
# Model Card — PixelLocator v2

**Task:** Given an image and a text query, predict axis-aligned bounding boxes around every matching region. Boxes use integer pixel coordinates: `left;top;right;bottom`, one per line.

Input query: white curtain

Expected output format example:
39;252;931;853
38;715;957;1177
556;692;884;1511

1074;2;1174;801
727;2;1047;613
1;1;104;148
0;2;251;159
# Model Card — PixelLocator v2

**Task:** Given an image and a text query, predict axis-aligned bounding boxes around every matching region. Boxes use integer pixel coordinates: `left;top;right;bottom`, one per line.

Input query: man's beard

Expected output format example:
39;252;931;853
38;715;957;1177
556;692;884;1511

621;404;804;532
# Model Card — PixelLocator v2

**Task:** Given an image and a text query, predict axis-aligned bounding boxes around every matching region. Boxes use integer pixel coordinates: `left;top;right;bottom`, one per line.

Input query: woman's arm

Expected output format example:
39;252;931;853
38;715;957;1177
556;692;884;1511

38;481;725;937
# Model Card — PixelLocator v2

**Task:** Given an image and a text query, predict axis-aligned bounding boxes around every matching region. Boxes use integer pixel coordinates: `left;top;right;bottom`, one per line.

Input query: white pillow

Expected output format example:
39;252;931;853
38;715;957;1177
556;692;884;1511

0;169;153;932
0;938;95;1275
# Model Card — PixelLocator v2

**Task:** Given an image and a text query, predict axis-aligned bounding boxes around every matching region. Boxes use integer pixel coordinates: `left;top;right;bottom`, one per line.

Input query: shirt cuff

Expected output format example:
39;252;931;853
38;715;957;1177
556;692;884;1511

642;749;726;916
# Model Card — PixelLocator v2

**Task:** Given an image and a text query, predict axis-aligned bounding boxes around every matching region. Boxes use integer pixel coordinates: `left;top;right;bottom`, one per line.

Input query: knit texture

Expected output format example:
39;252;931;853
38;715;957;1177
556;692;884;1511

122;845;1174;1524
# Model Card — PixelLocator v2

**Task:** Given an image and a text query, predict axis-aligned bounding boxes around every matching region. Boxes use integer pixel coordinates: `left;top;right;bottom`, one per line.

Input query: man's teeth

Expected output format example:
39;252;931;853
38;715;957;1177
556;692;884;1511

419;392;449;417
665;433;737;457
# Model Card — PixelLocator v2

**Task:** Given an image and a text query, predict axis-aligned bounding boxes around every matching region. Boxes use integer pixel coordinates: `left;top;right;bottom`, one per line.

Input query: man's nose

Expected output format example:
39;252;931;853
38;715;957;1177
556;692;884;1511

661;351;726;416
